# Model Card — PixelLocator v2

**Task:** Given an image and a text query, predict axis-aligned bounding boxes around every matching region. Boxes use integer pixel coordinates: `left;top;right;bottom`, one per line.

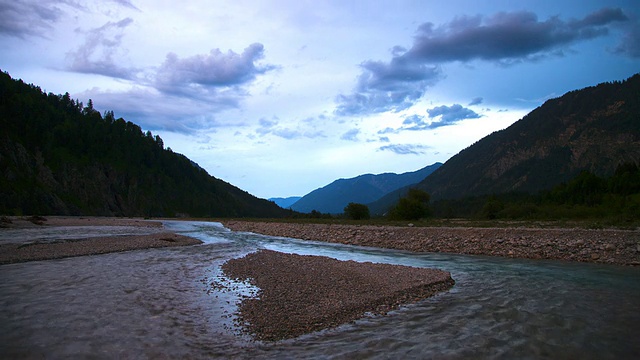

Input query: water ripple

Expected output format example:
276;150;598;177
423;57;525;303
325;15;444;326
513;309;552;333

0;221;639;359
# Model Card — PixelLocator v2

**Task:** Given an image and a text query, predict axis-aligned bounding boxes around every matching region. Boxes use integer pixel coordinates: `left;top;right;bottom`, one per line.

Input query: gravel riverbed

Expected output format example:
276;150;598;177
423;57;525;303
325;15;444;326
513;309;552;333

223;221;640;266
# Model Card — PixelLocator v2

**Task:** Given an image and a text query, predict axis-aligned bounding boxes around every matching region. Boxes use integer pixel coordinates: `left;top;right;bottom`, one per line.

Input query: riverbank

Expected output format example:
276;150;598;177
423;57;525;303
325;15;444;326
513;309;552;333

0;216;202;264
222;221;640;266
222;249;454;341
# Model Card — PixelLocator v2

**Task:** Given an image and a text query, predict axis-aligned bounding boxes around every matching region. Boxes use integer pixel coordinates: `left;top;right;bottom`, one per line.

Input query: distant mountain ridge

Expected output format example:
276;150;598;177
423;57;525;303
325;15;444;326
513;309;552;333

0;71;288;218
369;74;640;215
290;163;442;214
269;196;302;209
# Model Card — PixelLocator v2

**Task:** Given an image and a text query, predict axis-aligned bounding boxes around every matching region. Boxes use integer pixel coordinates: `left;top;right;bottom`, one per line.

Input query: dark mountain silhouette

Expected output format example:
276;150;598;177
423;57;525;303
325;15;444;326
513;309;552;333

290;163;442;214
369;74;640;215
0;71;288;218
269;196;302;209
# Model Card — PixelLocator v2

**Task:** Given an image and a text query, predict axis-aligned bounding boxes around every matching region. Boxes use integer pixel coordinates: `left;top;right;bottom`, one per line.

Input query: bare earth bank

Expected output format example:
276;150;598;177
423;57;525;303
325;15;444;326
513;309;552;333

222;221;640;266
222;249;455;341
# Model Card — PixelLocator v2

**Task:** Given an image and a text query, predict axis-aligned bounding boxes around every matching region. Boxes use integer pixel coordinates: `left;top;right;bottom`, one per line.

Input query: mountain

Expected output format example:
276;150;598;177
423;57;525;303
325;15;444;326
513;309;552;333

0;71;288;218
290;163;442;214
369;74;640;215
269;196;302;209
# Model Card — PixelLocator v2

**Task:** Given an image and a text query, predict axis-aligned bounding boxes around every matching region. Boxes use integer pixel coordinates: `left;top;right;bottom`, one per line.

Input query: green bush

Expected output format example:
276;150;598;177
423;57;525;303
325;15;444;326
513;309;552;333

388;189;431;220
344;202;370;220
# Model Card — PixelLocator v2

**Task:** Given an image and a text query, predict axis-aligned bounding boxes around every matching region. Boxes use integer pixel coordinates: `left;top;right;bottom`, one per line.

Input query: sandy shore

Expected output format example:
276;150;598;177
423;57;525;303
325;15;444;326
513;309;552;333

0;216;202;264
223;221;640;266
222;249;454;341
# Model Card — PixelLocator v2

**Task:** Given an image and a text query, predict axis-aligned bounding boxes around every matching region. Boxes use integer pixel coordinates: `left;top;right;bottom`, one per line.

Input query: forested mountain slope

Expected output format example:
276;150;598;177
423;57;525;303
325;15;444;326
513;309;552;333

291;163;441;214
0;71;288;217
369;74;640;215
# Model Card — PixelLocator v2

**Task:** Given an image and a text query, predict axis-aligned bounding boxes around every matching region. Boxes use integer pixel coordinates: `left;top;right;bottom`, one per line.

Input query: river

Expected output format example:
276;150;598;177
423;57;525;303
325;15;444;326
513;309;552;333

1;220;639;359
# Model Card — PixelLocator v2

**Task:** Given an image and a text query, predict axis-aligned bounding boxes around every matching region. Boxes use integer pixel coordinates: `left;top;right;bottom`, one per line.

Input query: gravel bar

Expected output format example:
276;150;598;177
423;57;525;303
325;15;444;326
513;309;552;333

223;221;640;266
0;216;202;264
222;249;455;341
0;232;202;264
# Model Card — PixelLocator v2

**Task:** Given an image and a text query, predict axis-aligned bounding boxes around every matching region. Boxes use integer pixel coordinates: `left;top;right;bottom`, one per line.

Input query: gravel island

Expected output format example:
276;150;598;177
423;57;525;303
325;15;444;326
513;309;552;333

222;249;455;341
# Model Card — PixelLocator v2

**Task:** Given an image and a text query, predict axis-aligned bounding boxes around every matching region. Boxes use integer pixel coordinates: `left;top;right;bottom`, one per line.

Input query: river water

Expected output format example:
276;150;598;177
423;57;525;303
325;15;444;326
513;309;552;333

1;220;638;359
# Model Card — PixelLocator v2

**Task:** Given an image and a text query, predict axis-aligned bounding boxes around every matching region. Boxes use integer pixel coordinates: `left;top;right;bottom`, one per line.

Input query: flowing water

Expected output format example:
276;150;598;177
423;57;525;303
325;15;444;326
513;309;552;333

1;220;639;359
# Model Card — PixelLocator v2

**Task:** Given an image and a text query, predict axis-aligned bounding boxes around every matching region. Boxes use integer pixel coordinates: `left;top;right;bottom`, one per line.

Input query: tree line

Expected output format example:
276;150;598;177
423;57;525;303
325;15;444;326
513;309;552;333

0;70;287;217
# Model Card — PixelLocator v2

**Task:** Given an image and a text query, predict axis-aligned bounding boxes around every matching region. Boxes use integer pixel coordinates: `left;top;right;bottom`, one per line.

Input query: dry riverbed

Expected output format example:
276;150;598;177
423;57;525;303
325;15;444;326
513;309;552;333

223;221;640;266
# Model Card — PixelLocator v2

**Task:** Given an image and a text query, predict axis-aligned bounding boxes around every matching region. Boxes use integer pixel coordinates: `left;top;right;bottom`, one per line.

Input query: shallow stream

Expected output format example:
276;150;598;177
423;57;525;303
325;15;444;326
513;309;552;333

1;220;638;359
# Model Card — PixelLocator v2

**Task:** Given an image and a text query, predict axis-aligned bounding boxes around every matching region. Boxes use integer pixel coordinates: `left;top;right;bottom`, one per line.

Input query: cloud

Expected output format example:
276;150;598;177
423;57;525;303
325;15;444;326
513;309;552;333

401;8;629;64
426;104;481;128
67;18;136;79
77;87;225;133
109;0;139;11
612;20;640;58
341;128;360;141
0;0;138;39
255;117;326;140
334;8;631;117
68;39;278;133
155;43;277;94
0;1;66;38
378;144;430;155
468;97;483;106
335;59;441;116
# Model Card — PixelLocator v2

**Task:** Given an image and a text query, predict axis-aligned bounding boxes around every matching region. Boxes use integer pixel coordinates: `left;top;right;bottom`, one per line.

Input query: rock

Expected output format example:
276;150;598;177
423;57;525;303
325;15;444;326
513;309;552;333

605;243;615;251
407;223;414;227
591;253;600;260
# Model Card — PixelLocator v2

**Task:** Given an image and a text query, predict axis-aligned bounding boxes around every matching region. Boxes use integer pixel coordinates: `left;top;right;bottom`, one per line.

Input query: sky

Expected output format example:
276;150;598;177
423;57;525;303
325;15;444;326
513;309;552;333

1;1;639;199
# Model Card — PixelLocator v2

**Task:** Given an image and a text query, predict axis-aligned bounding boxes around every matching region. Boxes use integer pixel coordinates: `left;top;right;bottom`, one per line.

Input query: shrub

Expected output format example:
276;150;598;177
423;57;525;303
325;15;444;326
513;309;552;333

344;202;370;220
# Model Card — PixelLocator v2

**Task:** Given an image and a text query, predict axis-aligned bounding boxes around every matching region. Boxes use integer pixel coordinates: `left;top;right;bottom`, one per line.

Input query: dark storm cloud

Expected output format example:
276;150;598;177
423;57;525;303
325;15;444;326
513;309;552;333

67;18;136;79
402;8;629;64
378;144;430;155
155;43;277;93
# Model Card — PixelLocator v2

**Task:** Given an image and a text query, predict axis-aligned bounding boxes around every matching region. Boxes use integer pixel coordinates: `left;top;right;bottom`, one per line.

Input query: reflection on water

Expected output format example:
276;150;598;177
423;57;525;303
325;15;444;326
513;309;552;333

0;221;639;359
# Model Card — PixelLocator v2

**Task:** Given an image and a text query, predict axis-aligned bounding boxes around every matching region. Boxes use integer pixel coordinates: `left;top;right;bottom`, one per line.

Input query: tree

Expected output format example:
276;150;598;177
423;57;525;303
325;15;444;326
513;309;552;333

480;197;504;219
388;189;431;220
344;202;370;220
